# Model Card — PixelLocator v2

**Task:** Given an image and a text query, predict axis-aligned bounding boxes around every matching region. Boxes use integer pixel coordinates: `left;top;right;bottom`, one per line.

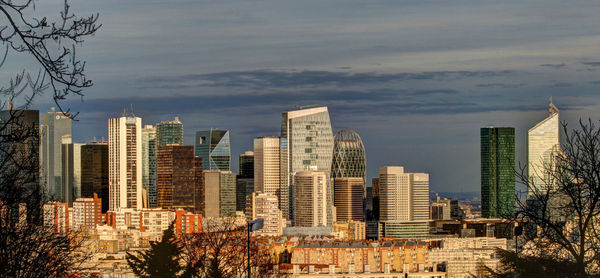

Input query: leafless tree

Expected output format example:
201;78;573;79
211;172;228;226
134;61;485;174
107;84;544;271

0;0;99;277
499;119;600;277
181;217;284;278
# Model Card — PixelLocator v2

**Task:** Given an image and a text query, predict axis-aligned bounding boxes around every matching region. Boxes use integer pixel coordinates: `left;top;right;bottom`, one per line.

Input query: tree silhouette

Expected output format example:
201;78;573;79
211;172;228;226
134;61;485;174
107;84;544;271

127;222;191;278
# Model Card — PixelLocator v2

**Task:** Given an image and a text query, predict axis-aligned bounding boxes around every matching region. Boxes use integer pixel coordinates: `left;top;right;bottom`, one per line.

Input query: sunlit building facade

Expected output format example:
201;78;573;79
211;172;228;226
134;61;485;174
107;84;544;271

282;106;334;225
528;98;560;195
332;129;366;222
108;112;143;210
142;125;157;208
294;171;327;227
253;136;290;219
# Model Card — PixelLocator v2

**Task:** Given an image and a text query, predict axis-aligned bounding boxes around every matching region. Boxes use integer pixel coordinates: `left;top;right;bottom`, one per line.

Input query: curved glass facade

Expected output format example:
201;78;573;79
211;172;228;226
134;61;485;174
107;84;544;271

332;129;366;179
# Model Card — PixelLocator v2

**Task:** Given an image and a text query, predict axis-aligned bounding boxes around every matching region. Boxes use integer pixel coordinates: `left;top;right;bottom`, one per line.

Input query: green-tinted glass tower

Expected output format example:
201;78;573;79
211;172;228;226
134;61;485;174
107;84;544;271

481;127;515;219
156;117;183;147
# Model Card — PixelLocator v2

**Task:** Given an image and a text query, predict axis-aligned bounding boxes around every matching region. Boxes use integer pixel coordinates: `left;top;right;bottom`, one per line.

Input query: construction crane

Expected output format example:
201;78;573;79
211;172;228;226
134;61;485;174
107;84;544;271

295;104;320;110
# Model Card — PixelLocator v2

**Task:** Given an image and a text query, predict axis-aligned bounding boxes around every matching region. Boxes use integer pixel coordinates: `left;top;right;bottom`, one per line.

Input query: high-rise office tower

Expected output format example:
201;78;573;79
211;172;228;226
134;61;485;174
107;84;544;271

61;135;82;205
281;106;333;224
245;192;284;236
202;170;236;217
236;178;254;212
334;177;364;222
372;177;380;221
332;129;366;222
379;166;429;221
195;129;231;171
142;125;157;208
108;111;143;210
253;137;290;219
378;166;429;239
156;117;183;147
156;145;203;213
80;142;109;212
481;126;515;219
40;107;72;200
236;150;254;211
528;98;560;195
0;109;40;222
293;171;327;227
239;151;254;178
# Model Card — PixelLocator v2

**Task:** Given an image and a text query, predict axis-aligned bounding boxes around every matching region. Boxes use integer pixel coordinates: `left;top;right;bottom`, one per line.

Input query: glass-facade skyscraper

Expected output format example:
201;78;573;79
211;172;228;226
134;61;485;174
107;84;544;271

481;126;515;219
332;129;366;222
40;107;72;201
281;106;333;225
194;129;231;171
156;117;183;147
142;125;157;207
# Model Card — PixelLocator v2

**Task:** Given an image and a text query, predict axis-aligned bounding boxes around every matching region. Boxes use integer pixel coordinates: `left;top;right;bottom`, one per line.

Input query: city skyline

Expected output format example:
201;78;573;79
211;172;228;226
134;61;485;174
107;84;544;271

20;0;600;194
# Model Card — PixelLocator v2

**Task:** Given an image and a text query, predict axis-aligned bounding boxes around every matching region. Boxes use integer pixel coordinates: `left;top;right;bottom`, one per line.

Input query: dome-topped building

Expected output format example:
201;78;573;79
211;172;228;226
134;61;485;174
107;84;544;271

332;129;366;179
332;129;366;222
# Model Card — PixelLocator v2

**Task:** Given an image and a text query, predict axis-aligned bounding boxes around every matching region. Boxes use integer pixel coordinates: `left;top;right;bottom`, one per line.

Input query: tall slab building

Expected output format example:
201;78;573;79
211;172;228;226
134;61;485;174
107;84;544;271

378;166;429;239
142;125;157;207
61;135;82;205
528;98;560;195
481;127;515;219
195;129;231;171
203;170;236;217
332;129;366;222
108;112;143;210
40;107;72;200
156;145;203;213
253;137;289;219
294;171;327;227
281;106;334;225
80;142;109;212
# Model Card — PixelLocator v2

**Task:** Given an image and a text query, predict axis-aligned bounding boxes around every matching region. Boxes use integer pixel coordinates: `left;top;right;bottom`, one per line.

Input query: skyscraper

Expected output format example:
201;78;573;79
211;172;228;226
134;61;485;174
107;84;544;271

481;126;515;219
281;106;333;224
378;166;429;239
528;98;560;195
0;109;41;222
332;129;366;223
142;125;157;207
253;137;290;219
203;170;236;217
40;107;72;200
108;111;143;210
156;117;183;147
294;171;327;227
156;145;203;213
195;129;231;171
238;151;254;178
61;135;82;205
236;150;254;211
80;142;109;212
334;177;364;222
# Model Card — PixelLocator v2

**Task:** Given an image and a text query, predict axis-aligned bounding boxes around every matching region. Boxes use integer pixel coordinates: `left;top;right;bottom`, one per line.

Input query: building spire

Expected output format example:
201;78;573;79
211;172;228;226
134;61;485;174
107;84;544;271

549;96;559;115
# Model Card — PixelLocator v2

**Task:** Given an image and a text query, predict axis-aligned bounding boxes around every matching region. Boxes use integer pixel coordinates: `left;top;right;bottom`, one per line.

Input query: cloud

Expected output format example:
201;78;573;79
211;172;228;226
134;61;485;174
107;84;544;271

582;61;600;67
476;83;525;89
136;69;516;90
539;63;566;69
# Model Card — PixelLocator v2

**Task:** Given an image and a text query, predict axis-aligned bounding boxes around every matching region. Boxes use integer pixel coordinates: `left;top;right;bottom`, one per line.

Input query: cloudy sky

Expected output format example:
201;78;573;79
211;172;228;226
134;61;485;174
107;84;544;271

9;0;600;193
